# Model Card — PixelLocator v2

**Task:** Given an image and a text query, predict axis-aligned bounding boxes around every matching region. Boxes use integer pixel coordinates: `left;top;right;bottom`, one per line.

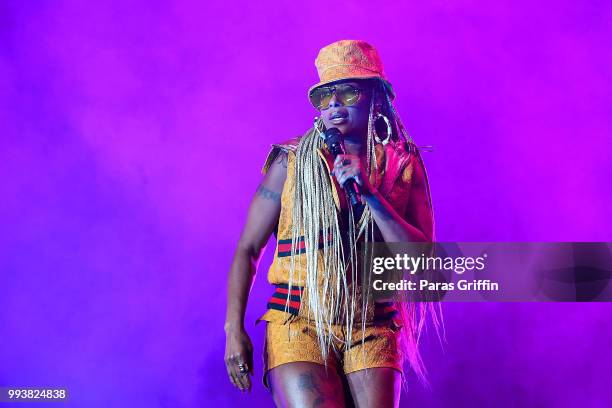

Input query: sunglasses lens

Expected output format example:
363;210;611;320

337;85;360;106
309;87;332;109
309;84;362;109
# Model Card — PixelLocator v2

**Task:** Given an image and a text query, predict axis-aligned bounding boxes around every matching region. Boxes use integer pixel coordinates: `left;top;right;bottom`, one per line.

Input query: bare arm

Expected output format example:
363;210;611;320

224;150;288;391
401;153;434;242
364;152;433;242
225;151;287;330
332;152;433;243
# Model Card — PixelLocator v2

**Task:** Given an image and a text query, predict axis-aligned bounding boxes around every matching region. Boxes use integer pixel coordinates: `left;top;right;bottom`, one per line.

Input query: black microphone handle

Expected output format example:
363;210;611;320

343;178;361;206
330;145;361;206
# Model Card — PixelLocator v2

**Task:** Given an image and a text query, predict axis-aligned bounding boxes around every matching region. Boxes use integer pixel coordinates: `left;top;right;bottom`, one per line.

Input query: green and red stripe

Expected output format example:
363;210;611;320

267;283;303;314
266;284;398;321
277;233;333;257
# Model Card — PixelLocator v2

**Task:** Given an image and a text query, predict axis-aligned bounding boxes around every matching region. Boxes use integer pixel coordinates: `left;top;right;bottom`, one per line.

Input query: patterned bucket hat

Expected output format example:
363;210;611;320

308;39;395;100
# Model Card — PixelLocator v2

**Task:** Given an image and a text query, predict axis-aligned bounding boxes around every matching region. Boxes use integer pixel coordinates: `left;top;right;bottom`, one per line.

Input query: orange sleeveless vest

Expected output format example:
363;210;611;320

257;136;422;324
262;137;419;284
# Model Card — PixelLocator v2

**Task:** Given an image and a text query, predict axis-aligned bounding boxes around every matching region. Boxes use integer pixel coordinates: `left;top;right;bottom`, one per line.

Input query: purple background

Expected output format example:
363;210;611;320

1;1;611;407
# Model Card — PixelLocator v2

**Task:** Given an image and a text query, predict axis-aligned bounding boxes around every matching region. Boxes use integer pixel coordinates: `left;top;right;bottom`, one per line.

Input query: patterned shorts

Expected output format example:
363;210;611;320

257;308;404;389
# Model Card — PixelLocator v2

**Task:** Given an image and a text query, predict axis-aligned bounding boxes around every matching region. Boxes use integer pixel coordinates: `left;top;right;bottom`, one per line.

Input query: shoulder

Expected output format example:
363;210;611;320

397;141;425;183
261;136;302;175
271;137;301;152
395;140;418;158
380;139;417;162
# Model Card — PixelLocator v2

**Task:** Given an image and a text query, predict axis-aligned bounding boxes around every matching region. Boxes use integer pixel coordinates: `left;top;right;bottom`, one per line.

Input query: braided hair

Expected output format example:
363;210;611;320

286;77;443;388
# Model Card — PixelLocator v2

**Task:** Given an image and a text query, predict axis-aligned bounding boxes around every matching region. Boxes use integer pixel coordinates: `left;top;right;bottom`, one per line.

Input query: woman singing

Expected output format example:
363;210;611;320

225;39;439;407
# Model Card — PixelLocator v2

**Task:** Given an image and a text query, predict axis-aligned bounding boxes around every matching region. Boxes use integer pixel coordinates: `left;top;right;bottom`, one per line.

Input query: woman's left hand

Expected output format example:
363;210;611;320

331;154;374;195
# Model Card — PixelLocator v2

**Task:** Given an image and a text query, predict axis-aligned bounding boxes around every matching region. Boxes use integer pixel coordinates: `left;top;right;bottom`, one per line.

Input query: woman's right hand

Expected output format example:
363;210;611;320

224;326;254;392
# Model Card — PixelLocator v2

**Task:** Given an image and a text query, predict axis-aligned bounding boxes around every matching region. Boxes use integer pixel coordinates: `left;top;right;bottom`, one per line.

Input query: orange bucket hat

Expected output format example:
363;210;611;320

308;39;395;100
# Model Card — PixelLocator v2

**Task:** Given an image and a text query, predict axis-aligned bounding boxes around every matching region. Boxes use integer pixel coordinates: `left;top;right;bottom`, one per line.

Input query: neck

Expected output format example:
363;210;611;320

343;131;367;159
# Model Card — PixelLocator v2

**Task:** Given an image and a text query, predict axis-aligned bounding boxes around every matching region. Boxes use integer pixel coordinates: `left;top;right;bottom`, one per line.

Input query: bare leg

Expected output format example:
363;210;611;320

346;368;401;408
268;362;346;408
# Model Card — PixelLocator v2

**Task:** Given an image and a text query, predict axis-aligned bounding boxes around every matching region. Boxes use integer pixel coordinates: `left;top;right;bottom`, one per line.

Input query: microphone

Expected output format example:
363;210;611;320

322;128;362;207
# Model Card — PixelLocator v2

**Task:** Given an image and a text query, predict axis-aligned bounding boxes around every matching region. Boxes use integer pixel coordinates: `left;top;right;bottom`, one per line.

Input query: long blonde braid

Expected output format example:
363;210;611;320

286;110;376;362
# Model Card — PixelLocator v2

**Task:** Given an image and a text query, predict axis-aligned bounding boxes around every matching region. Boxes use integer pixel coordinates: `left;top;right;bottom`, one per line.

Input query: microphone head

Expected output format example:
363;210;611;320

323;127;342;145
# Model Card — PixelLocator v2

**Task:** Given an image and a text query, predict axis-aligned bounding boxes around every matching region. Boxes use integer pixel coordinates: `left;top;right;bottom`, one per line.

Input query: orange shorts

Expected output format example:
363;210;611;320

257;309;404;389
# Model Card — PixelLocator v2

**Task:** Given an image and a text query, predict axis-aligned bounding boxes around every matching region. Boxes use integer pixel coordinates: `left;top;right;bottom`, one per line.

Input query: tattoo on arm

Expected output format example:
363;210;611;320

274;151;288;168
256;184;281;202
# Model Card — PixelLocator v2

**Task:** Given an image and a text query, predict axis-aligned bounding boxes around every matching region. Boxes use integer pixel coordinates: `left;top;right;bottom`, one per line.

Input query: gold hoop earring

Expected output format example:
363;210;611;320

374;112;392;145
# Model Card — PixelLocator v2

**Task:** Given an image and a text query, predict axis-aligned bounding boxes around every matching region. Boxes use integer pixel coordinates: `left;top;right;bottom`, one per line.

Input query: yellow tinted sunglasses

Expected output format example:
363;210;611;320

308;84;363;110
